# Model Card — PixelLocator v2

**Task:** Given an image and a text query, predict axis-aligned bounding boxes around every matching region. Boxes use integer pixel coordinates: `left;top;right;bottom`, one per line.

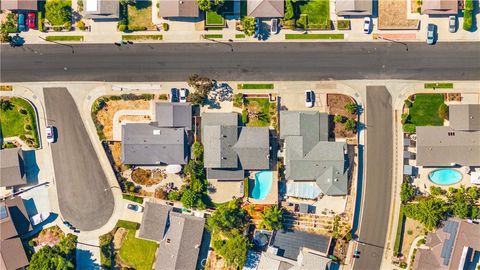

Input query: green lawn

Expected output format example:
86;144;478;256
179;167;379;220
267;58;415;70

245;98;272;127
285;33;344;39
127;1;154;31
238;83;274;90
0;97;39;147
424;83;454;89
206;10;225;26
122;194;144;204
298;0;330;29
45;35;84;41
122;34;163;41
409;94;445;126
235;34;246;38
203;34;223;39
119;229;157;270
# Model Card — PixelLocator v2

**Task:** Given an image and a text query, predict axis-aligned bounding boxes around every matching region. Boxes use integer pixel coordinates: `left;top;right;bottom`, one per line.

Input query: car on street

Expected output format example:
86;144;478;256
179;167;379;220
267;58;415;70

271;18;278;34
305;90;314;108
179;88;188;103
427;24;436;45
30;212;50;226
448;16;456;33
126;203;144;212
18;14;25;32
363;17;371;34
170;88;179;102
27;12;35;29
46;125;55;143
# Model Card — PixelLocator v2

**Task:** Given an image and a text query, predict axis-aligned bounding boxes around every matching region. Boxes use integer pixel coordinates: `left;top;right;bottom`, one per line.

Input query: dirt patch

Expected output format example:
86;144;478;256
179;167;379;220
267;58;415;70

327;94;356;139
379;0;419;29
113;228;128;250
206;251;236;270
118;115;151;123
106;141;124;171
96;99;151;140
131;168;165;187
400;218;426;257
34;226;64;247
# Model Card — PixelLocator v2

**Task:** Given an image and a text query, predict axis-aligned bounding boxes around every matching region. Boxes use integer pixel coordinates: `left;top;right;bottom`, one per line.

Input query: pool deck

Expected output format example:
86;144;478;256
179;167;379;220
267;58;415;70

208;179;244;203
248;171;278;205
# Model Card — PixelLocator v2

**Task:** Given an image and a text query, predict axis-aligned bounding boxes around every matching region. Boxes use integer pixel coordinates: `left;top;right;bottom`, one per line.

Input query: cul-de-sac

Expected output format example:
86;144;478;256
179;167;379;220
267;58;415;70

0;0;479;269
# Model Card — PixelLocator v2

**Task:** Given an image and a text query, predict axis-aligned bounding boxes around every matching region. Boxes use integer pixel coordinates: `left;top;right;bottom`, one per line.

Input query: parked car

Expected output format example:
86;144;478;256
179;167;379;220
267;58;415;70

126;203;144;212
305;90;314;108
254;18;261;37
448;16;456;33
363;17;371;34
27;12;35;29
18;14;25;32
427;24;436;45
271;18;278;34
30;212;50;226
46;125;55;143
170;88;179;102
179;88;188;103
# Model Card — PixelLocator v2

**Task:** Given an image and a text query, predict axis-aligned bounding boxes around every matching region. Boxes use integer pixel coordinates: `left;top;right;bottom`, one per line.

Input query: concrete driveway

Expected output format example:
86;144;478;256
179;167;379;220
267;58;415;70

43;87;114;231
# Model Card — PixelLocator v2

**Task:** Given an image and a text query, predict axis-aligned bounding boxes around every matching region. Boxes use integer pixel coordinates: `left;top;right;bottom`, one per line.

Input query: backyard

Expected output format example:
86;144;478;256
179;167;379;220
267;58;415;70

297;0;330;29
408;94;445;126
127;1;155;31
0;97;39;148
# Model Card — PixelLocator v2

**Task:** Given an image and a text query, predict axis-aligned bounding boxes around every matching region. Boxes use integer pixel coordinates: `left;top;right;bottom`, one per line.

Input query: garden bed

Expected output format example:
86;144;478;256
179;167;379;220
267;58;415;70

243;97;276;127
122;34;163;41
131;168;165;187
378;0;419;30
0;97;39;148
327;94;357;139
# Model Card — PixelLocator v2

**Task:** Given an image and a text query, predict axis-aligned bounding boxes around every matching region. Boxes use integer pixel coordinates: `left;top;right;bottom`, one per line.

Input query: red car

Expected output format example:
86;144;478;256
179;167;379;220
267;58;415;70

27;12;35;29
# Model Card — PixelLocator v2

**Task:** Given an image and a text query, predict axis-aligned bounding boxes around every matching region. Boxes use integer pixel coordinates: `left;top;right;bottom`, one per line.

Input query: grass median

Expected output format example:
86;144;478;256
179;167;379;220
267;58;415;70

424;83;453;89
45;35;84;42
203;34;223;39
285;33;344;40
122;35;163;41
238;83;274;90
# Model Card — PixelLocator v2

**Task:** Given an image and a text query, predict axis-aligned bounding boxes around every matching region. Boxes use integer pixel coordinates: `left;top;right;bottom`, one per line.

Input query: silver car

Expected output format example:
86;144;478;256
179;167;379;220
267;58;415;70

448;16;456;33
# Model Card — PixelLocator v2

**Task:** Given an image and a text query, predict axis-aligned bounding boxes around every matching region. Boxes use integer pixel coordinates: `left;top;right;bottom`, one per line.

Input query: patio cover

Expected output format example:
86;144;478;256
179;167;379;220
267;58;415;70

286;182;321;199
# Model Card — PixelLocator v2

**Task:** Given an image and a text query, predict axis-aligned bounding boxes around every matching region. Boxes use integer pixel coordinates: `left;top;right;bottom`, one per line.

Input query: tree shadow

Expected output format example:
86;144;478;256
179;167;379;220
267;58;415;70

76;248;102;270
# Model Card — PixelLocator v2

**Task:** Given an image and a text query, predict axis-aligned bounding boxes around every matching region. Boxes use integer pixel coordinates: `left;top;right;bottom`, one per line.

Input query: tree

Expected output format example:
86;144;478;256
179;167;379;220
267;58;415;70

192;141;204;160
344;118;357;132
181;189;199;208
206;199;248;236
344;103;357;115
124;181;135;193
45;0;72;26
242;16;256;36
429;186;445;196
403;198;447;230
258;205;283;231
233;93;244;108
438;104;449;120
0;99;13;111
197;0;211;11
400;180;415;203
120;0;136;4
28;233;77;270
214;234;251;269
403;123;416;134
0;28;10;43
333;114;344;124
284;0;295;20
213;0;224;6
167;190;182;201
452;200;470;219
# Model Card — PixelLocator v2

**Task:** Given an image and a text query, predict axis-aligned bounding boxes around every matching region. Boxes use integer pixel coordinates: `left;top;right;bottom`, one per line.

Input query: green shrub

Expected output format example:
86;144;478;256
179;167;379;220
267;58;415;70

99;233;113;268
233;93;244;108
401;113;411;124
463;0;473;31
344;103;357;115
430;186;445;196
141;93;154;100
63;21;71;30
333;114;344;123
162;22;169;31
284;0;294;20
117;20;127;32
337;20;350;30
167;190;182;201
76;20;86;31
45;0;72;26
296;14;308;29
344;118;356;132
158;94;168;100
242;108;249;124
438;103;448;120
122;194;143;204
38;12;44;32
403;123;416;133
404;99;412;108
242;16;255;36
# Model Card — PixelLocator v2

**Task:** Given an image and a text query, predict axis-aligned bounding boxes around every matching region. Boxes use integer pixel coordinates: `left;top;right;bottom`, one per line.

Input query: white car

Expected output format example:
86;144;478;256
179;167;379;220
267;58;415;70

363;17;371;34
30;212;50;226
126;203;144;213
305;90;314;108
271;18;278;34
46;125;55;143
179;88;188;103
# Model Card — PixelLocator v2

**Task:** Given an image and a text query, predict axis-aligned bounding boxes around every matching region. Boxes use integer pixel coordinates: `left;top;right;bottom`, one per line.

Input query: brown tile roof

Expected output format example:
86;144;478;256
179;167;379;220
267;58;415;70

247;0;284;18
158;0;199;17
421;0;458;14
0;237;29;270
0;196;32;241
0;0;37;10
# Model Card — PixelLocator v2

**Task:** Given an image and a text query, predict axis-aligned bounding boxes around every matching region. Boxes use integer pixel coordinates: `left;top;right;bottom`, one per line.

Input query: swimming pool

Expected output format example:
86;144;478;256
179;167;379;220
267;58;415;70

251;171;273;200
428;169;462;185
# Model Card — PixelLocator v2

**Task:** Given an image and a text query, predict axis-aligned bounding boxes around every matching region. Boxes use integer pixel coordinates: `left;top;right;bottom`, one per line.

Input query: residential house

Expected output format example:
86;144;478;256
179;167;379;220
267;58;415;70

1;148;26;196
247;0;284;18
258;229;335;270
121;102;192;165
413;218;480;270
158;0;199;18
83;0;120;19
416;104;480;167
0;0;37;11
280;111;348;199
336;0;372;16
0;196;32;270
138;202;207;270
421;0;458;15
202;112;270;181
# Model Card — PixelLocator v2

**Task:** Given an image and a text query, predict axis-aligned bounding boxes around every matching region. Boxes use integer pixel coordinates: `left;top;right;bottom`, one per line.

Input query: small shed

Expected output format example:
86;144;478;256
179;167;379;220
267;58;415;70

403;165;413;176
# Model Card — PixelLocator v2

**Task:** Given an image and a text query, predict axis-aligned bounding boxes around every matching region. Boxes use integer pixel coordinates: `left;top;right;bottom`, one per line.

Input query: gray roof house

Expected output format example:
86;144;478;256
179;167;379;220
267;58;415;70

247;0;284;18
0;148;26;188
280;111;348;197
158;0;199;17
336;0;372;16
416;104;480;167
122;102;192;165
83;0;119;19
202;112;270;180
138;202;206;270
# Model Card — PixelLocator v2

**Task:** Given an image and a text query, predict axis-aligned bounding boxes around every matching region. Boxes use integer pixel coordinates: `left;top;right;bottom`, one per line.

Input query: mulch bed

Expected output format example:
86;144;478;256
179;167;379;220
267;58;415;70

327;94;356;139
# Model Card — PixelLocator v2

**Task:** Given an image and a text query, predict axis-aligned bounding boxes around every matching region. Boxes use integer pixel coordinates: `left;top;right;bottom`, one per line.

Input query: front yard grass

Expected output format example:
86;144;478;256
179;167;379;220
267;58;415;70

203;34;223;39
298;0;330;29
127;1;155;31
119;229;157;270
409;94;444;126
244;98;275;127
45;35;84;41
285;33;344;39
424;83;453;89
122;34;163;41
206;10;225;26
238;83;274;90
0;97;39;148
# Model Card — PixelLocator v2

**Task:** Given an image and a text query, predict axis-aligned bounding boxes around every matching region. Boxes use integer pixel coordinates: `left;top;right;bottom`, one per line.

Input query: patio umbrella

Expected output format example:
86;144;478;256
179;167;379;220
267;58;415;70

165;165;182;174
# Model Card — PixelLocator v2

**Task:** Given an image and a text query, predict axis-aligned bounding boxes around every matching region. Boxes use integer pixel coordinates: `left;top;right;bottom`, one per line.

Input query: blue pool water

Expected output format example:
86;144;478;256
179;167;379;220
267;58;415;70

428;169;462;185
251;171;273;200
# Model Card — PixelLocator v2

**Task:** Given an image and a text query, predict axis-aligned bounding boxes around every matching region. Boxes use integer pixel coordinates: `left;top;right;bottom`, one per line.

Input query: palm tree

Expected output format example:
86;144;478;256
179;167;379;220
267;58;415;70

259;205;283;231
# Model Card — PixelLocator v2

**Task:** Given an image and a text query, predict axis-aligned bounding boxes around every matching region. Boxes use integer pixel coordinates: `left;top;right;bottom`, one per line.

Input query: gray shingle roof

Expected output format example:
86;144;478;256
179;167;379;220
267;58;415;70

234;127;270;170
280;111;348;196
449;104;480;131
416;126;480;167
335;0;372;16
138;202;172;242
121;123;188;165
83;0;119;19
0;149;26;188
203;125;239;169
271;230;331;260
154;102;192;130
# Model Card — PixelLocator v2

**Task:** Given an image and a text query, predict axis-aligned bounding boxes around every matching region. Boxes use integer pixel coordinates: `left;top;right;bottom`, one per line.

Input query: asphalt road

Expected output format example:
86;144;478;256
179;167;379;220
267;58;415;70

354;86;393;270
1;42;480;82
44;87;114;231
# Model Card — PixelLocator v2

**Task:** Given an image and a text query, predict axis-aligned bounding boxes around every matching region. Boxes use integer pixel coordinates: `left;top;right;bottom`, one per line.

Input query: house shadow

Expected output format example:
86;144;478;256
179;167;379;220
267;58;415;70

196;230;212;269
22;150;39;185
76;248;102;270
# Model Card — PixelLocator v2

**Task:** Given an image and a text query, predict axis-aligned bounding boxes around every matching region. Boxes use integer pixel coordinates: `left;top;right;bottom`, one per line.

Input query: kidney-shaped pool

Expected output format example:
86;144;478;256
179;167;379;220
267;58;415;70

428;169;462;185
